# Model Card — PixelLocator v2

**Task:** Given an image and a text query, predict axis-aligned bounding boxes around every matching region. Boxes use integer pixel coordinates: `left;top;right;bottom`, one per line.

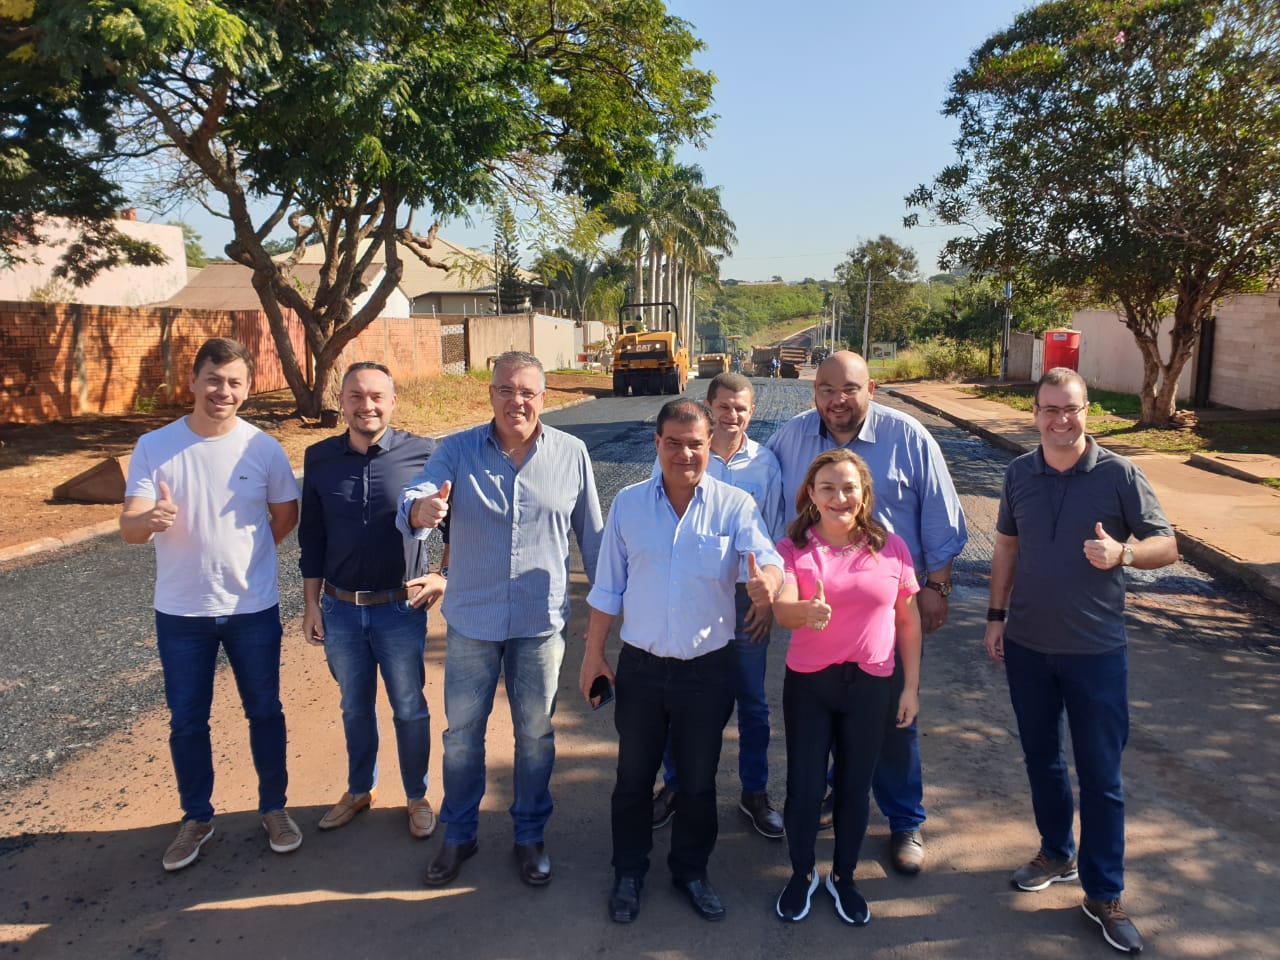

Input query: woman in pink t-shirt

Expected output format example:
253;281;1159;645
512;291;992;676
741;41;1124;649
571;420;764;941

771;449;922;926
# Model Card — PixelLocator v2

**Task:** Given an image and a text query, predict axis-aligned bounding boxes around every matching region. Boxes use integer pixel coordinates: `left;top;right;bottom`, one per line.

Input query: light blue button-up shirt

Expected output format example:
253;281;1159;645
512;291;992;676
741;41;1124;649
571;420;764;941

587;473;783;660
765;403;967;575
398;420;603;642
650;435;785;545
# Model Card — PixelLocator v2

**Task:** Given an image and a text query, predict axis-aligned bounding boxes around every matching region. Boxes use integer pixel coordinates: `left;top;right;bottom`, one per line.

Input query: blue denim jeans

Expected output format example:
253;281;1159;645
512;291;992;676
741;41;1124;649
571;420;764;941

321;595;430;800
155;606;288;822
1004;639;1129;900
663;584;770;794
439;626;565;845
871;653;926;832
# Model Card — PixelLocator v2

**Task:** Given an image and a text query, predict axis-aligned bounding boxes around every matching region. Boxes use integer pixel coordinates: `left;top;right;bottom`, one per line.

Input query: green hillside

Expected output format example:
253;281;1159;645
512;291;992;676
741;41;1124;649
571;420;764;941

696;281;826;341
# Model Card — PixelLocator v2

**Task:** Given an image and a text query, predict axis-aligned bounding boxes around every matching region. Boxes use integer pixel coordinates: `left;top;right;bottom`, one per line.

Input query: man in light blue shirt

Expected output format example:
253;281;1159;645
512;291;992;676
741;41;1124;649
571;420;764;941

650;372;786;839
580;399;783;924
765;351;967;875
399;351;603;889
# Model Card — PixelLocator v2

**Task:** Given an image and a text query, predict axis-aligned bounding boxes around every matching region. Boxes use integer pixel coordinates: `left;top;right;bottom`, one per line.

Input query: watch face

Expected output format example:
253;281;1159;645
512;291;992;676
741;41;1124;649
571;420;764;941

928;580;952;597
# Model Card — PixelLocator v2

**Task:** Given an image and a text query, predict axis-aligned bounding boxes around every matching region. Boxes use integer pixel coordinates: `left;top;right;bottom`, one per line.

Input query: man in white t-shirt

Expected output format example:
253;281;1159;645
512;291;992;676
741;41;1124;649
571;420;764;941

120;338;301;872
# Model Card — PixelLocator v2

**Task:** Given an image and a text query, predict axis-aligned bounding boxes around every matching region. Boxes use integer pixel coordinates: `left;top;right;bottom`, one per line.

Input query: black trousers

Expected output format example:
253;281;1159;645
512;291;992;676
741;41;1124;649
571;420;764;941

783;661;895;877
611;643;735;882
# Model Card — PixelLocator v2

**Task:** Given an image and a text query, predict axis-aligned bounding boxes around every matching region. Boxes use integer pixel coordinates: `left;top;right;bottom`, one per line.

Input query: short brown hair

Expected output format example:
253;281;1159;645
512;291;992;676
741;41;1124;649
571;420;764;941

193;338;254;382
1035;367;1088;406
706;371;752;404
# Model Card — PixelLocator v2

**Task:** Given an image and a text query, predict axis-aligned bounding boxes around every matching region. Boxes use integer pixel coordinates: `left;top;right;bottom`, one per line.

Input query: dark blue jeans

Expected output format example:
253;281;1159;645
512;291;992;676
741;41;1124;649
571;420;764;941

662;585;770;794
1004;638;1129;900
871;655;926;832
155;606;288;822
612;643;735;882
321;595;430;800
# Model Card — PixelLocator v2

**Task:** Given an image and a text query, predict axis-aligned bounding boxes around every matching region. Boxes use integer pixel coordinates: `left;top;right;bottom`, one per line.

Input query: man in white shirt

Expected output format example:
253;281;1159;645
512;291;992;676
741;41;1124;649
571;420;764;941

120;338;300;872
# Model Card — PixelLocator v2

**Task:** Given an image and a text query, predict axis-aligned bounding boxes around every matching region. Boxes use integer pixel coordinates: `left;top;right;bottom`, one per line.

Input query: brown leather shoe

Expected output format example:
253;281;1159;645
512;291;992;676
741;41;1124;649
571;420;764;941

318;791;374;831
424;838;478;886
407;798;437;839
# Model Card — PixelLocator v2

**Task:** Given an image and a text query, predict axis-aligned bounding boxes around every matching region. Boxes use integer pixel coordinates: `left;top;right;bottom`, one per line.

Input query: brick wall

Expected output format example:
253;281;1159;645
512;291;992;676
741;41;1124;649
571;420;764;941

333;314;444;383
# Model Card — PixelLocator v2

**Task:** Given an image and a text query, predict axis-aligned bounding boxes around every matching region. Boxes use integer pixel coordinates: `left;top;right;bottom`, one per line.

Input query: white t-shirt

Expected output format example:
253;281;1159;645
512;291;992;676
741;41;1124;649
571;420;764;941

126;417;300;617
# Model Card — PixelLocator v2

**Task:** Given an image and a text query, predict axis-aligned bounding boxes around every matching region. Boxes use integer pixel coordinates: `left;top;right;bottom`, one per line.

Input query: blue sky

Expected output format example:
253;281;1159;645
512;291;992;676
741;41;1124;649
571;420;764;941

176;0;1033;283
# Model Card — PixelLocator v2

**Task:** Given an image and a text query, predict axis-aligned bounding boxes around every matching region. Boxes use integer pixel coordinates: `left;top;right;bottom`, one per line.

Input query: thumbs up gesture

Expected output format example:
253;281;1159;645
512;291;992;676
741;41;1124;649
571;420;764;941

744;551;772;608
149;480;178;533
807;579;832;631
1084;521;1123;570
411;479;452;529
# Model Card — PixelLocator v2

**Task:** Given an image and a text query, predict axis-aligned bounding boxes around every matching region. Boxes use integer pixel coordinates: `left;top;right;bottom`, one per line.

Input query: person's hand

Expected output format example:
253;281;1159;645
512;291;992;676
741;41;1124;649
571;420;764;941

895;687;919;728
917;586;948;634
806;579;832;631
578;649;614;702
302;604;325;647
407;572;447;610
410;480;451;529
744;552;773;608
148;480;178;534
1084;521;1123;569
743;602;773;642
984;620;1005;663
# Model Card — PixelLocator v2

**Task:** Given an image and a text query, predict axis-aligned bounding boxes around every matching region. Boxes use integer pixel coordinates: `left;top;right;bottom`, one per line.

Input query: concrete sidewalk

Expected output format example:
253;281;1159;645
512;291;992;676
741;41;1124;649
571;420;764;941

884;382;1280;607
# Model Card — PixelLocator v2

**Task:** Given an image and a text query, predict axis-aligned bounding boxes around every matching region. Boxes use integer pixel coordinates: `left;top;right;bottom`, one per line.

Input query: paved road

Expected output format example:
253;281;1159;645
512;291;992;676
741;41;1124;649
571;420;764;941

3;379;1278;959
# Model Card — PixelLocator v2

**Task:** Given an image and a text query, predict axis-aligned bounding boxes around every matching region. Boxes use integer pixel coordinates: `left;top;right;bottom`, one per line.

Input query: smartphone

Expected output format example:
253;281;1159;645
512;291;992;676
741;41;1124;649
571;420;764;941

589;675;614;710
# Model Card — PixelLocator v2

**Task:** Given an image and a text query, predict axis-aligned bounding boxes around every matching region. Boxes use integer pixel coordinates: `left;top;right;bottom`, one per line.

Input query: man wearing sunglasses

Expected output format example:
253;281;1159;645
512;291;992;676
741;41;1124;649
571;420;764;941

985;366;1177;955
399;351;603;889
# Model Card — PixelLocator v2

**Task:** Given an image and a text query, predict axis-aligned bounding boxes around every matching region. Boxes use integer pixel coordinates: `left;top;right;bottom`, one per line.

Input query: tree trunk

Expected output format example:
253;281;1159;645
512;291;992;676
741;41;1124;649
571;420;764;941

1122;300;1202;427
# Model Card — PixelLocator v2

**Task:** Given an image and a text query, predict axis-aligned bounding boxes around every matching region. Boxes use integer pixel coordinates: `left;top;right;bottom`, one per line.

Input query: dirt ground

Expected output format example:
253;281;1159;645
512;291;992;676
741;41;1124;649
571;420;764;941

0;372;610;552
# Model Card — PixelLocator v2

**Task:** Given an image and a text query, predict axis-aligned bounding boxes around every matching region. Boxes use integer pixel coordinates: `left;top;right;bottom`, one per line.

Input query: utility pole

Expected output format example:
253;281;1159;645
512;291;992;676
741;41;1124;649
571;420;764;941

861;271;872;357
1001;279;1012;381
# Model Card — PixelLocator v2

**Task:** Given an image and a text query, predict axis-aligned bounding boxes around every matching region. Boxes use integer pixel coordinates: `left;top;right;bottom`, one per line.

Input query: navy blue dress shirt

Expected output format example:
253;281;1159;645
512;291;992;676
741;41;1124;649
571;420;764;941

299;427;436;591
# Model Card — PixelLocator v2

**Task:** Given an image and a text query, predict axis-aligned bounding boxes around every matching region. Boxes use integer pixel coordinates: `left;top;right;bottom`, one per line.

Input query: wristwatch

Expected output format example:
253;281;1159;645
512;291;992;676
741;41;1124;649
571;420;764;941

924;579;953;597
1120;546;1133;568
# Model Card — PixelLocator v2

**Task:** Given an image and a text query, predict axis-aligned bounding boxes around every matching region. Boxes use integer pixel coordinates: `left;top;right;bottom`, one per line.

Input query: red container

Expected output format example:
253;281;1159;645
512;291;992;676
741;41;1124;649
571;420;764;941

1043;328;1081;371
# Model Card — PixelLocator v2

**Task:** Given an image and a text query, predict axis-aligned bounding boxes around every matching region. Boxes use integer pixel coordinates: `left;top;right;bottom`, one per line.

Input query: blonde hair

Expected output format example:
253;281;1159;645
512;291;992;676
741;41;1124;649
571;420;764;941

787;448;887;552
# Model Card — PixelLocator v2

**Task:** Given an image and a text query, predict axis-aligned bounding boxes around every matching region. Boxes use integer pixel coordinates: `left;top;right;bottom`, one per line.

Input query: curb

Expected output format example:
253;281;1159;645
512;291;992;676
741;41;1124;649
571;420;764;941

884;386;1280;608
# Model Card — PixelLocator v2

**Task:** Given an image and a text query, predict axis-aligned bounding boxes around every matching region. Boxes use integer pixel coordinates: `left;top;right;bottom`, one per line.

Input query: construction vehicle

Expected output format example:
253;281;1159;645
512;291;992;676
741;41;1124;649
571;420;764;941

612;301;689;397
778;344;807;379
695;334;731;379
750;345;778;377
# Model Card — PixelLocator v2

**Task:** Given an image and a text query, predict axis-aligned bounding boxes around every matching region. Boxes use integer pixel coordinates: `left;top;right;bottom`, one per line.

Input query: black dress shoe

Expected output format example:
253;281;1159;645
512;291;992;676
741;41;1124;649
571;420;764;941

424;838;478;886
609;875;643;923
514;841;552;886
673;875;726;921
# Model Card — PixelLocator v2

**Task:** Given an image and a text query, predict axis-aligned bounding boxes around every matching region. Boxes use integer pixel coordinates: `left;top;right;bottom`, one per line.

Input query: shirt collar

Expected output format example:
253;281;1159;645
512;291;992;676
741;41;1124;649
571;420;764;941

342;426;397;456
1033;435;1100;475
815;403;879;445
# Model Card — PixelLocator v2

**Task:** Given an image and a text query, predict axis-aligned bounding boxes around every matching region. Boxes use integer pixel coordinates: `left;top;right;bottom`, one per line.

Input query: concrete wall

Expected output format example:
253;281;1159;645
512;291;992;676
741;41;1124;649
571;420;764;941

465;313;579;372
1202;293;1280;410
0;220;189;307
1071;309;1194;401
1008;331;1037;380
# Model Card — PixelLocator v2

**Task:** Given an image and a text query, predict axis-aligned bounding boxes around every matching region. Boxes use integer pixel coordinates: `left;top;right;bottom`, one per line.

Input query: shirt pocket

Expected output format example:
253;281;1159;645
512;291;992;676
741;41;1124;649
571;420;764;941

693;534;733;581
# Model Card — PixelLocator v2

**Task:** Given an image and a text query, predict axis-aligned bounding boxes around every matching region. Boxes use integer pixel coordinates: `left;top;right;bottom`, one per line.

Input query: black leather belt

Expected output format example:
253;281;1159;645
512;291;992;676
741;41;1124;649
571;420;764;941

323;582;410;606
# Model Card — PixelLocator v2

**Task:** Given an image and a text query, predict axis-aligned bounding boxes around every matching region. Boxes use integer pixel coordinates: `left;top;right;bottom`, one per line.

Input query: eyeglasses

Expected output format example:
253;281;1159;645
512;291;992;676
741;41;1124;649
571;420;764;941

493;386;542;402
816;386;864;399
1036;404;1086;418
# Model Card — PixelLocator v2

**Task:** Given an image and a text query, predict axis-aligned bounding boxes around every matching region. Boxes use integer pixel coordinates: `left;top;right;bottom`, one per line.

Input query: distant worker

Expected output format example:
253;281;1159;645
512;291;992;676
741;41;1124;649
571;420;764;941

770;356;781;379
765;350;966;876
985;367;1177;955
298;361;443;841
119;338;301;872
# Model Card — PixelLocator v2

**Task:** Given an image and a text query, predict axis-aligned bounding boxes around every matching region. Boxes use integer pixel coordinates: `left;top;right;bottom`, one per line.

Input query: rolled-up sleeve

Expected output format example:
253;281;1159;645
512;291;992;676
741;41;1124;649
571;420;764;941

918;432;968;572
586;503;627;615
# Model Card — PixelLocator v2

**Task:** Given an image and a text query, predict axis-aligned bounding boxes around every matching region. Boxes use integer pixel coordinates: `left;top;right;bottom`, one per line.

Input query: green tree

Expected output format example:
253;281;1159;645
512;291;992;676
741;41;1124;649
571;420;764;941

906;0;1280;425
835;236;920;350
4;0;713;416
493;201;526;313
167;221;209;268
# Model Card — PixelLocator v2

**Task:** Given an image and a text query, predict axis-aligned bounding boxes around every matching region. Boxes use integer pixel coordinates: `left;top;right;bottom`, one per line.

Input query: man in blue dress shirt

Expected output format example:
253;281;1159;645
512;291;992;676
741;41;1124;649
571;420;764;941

299;362;443;841
650;372;786;839
399;351;603;888
765;351;967;875
580;399;784;924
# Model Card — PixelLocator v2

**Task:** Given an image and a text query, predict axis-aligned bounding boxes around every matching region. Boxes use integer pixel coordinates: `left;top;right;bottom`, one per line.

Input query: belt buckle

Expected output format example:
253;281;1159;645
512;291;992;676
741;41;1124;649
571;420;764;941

353;590;376;606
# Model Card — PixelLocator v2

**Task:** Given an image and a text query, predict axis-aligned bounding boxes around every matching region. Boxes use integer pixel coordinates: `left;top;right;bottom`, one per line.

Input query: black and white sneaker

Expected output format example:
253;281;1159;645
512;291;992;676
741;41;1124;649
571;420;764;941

776;871;819;922
826;871;870;925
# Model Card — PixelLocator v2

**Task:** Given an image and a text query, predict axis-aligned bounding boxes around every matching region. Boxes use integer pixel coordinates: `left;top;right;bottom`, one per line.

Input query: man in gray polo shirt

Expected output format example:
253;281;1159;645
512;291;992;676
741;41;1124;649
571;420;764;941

984;367;1177;955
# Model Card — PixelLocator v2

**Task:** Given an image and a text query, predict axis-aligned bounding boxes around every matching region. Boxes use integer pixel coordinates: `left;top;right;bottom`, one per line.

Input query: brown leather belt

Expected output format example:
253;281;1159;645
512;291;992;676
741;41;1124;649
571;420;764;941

323;582;410;606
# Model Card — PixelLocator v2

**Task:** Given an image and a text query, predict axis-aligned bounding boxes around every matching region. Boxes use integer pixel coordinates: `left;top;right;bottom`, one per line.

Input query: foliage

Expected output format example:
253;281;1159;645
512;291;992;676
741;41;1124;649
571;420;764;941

493;200;525;313
166;221;208;268
834;236;922;350
3;0;715;416
906;0;1280;426
696;281;825;340
880;341;990;382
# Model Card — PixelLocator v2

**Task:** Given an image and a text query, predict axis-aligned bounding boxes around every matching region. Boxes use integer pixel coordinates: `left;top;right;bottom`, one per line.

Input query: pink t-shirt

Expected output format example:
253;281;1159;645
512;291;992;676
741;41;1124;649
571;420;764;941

778;529;919;676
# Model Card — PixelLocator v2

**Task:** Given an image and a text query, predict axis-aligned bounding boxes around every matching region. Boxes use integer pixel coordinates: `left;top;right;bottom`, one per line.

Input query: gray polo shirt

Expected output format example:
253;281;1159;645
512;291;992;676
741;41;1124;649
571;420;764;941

996;438;1173;655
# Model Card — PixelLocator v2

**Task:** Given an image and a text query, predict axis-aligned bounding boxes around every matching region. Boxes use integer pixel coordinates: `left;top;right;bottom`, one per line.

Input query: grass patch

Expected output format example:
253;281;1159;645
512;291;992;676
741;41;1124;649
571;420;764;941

967;384;1280;457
